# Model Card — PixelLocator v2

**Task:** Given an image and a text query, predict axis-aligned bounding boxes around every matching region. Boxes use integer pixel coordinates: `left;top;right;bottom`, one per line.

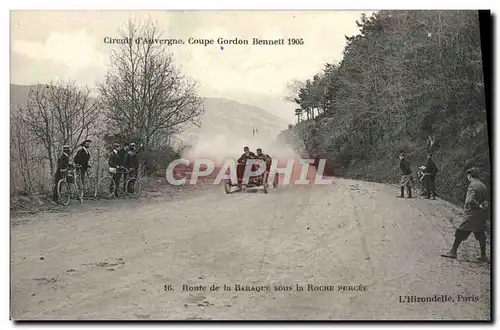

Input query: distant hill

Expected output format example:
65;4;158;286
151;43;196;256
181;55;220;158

201;91;297;124
10;84;32;114
176;97;291;161
178;97;289;142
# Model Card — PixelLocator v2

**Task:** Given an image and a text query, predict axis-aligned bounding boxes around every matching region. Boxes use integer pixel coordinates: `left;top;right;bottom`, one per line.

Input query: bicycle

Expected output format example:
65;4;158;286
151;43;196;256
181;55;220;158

412;167;440;198
56;164;84;206
97;166;143;199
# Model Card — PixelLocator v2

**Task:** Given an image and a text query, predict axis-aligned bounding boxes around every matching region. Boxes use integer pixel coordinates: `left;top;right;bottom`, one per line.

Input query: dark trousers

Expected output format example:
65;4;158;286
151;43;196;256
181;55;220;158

77;166;88;186
455;229;486;243
451;229;487;257
424;174;436;197
122;172;128;191
112;171;121;196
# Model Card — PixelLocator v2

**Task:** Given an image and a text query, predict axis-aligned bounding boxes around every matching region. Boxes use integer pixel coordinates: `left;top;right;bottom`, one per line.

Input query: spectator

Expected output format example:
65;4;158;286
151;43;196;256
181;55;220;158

74;139;91;186
118;142;130;191
108;143;120;197
441;167;489;262
397;152;412;199
52;145;71;203
423;153;439;199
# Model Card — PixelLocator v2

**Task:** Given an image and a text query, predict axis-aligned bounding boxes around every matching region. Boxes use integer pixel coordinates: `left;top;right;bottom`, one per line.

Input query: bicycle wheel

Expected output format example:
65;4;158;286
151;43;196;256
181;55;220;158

224;179;232;194
412;179;422;197
57;180;71;206
98;176;116;199
126;177;142;198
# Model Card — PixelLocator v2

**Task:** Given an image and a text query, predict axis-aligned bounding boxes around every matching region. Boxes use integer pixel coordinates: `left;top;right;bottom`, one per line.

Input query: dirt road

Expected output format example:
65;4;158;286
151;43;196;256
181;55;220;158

10;178;491;320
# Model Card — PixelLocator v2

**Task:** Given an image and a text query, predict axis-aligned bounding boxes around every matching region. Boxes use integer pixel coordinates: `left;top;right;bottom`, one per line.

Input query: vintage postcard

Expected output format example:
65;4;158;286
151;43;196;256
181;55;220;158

10;10;491;321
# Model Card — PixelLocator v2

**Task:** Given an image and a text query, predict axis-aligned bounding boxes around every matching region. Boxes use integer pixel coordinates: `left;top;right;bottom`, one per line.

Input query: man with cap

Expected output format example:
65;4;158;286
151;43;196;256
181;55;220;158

238;146;256;164
124;143;139;188
256;148;272;172
74;139;91;186
52;145;71;203
397;152;413;198
441;167;489;262
108;143;121;197
423;153;439;199
118;142;130;191
118;142;129;167
236;146;256;183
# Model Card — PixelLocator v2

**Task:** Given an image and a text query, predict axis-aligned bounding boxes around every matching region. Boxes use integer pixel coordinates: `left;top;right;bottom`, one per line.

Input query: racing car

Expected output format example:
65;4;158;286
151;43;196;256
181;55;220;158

224;160;277;194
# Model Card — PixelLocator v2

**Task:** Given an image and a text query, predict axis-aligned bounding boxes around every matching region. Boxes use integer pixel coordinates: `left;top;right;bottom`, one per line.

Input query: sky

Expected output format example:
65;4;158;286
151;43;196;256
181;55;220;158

10;10;372;118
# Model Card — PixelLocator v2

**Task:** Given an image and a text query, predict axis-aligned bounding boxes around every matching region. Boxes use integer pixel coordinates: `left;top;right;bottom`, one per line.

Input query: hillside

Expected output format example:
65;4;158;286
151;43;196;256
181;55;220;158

278;11;491;205
204;91;296;124
10;84;32;114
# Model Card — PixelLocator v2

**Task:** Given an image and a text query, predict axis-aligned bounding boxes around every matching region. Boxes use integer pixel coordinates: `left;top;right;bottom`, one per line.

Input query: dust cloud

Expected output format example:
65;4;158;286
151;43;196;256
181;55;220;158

181;130;297;165
179;130;320;184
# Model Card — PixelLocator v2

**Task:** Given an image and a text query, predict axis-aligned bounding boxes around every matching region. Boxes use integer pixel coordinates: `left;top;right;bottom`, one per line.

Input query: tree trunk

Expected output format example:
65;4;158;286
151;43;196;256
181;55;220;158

48;144;54;176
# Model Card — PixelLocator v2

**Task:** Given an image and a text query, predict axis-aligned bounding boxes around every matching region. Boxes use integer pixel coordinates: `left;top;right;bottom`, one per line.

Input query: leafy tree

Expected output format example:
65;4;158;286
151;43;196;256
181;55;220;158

284;10;489;203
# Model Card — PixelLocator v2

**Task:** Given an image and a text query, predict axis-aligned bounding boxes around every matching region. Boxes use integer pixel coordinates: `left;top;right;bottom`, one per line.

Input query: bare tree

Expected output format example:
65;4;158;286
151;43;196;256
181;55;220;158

99;18;205;149
11;114;37;194
18;81;100;175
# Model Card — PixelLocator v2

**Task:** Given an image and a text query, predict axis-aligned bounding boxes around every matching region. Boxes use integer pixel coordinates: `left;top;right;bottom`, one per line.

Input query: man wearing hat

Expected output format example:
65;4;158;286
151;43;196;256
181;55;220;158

238;146;256;164
397;152;413;198
423;153;439;199
108;143;121;197
441;167;489;262
124;143;139;189
52;145;71;203
118;142;130;191
74;139;92;187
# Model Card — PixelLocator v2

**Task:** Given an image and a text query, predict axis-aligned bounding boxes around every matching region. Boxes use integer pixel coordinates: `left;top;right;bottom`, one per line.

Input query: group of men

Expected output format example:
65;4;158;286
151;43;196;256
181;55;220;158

108;142;142;197
52;139;142;203
238;146;272;170
398;152;439;199
51;139;92;203
397;152;490;262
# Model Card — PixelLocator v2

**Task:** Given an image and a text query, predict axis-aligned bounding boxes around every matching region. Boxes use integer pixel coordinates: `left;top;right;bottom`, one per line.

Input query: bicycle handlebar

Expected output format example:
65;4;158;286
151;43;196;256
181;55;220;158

117;166;137;174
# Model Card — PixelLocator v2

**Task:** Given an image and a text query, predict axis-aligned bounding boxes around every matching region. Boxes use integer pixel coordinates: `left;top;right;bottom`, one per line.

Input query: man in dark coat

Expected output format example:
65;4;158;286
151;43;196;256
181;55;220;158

256;148;272;172
123;143;140;193
117;142;129;167
423;153;439;199
124;143;139;177
441;167;489;262
237;146;256;164
52;145;71;203
73;139;91;186
397;152;412;198
237;146;256;183
117;142;130;191
108;143;120;197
